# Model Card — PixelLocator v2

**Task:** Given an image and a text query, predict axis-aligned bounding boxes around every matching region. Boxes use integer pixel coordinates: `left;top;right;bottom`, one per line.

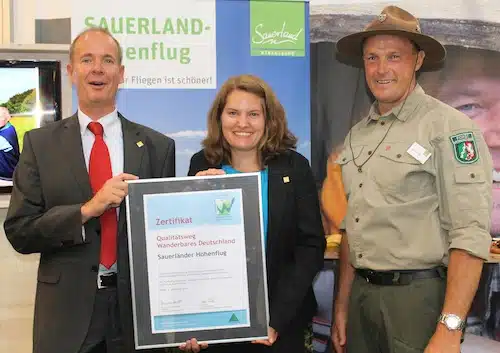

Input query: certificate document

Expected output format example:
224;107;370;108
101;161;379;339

126;174;269;349
144;189;250;333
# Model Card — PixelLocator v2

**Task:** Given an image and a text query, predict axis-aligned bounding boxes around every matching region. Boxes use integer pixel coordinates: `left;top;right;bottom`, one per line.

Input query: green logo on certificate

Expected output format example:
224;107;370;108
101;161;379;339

229;313;239;322
215;197;235;216
250;1;305;57
450;132;479;164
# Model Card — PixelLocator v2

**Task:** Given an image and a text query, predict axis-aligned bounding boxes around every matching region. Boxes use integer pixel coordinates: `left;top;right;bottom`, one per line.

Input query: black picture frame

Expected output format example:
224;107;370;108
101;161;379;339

125;173;269;349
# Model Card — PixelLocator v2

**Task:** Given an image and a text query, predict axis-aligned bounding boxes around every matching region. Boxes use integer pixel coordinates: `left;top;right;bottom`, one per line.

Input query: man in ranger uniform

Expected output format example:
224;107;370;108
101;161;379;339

331;6;493;353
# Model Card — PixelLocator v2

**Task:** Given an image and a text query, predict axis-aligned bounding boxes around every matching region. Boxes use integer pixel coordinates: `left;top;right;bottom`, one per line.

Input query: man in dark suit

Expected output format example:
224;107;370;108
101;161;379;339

4;27;176;353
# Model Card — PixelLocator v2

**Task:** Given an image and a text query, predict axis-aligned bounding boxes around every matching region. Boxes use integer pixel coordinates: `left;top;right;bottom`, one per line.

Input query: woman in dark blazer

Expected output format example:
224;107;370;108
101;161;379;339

182;74;326;353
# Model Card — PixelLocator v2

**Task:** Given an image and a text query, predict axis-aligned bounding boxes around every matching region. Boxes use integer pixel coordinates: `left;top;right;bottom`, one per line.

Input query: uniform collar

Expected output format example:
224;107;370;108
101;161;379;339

365;84;426;125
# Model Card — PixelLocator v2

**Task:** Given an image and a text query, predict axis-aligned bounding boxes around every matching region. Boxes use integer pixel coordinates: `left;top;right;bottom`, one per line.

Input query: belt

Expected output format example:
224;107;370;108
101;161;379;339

356;267;446;286
97;272;117;289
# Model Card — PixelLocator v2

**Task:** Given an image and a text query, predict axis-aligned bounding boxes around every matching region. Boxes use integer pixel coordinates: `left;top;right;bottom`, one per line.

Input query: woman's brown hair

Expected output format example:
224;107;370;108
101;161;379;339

202;74;297;167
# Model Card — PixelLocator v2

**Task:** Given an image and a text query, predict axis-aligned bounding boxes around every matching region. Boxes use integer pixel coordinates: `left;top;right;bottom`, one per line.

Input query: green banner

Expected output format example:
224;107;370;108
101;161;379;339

250;1;305;57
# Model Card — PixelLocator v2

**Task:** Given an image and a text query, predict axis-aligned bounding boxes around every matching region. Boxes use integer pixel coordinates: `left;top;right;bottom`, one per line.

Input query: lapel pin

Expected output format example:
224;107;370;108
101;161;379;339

283;176;290;183
136;141;144;148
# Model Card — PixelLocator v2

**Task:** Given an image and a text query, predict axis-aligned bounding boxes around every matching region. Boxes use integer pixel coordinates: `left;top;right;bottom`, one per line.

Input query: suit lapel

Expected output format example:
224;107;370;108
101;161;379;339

118;114;146;235
61;114;93;200
266;155;290;249
120;114;146;176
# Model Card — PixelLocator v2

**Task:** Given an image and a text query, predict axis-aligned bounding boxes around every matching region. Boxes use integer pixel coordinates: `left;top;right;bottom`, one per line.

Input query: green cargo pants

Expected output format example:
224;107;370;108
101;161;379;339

346;273;446;353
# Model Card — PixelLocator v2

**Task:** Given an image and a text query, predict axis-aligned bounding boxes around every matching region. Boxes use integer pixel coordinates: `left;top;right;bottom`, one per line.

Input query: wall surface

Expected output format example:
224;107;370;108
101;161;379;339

0;208;39;353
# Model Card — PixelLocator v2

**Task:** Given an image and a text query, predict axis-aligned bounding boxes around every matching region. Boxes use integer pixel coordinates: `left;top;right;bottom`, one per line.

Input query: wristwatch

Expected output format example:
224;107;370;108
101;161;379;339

438;313;465;331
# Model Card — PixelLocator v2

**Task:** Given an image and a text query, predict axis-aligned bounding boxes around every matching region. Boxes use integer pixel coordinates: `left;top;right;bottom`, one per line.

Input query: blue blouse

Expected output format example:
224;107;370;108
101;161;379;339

221;165;268;245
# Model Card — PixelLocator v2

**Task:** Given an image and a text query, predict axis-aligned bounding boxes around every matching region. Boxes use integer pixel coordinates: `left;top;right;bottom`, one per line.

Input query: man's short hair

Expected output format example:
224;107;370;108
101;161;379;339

69;27;123;64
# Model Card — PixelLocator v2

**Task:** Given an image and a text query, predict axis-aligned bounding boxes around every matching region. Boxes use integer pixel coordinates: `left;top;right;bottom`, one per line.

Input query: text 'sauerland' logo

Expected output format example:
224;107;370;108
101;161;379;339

250;1;305;57
252;22;303;46
215;197;235;216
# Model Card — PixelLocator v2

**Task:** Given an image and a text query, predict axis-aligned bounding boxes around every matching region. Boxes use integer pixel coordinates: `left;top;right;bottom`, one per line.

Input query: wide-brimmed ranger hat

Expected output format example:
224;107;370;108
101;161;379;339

336;6;446;70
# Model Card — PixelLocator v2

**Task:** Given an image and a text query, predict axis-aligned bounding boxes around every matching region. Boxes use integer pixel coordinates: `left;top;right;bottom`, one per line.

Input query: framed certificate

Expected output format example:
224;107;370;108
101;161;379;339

125;173;269;349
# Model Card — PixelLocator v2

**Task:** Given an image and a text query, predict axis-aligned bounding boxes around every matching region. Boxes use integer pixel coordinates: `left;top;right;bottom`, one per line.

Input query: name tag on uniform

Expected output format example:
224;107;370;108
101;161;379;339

407;142;431;164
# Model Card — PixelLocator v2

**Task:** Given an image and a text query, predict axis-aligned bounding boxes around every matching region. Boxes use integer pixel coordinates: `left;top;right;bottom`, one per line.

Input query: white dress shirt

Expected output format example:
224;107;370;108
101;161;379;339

78;109;124;176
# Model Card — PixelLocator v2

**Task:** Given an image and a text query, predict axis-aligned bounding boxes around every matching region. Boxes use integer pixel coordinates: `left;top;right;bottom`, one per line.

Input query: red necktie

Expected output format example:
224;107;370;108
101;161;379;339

88;122;117;269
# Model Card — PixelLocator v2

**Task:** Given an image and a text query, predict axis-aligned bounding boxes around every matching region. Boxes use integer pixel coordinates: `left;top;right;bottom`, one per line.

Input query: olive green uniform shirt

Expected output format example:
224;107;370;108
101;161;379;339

337;85;492;270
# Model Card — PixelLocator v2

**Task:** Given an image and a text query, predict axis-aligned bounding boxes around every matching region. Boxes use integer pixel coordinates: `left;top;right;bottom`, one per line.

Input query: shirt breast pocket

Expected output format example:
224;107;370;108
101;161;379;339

335;146;364;196
374;142;432;195
335;146;365;166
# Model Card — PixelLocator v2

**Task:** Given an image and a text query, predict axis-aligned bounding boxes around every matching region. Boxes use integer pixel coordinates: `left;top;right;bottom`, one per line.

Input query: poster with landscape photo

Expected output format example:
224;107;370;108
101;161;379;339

0;67;38;187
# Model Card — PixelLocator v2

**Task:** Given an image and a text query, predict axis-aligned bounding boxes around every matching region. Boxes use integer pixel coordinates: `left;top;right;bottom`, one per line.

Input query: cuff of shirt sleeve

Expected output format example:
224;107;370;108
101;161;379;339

448;227;491;261
339;218;346;231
